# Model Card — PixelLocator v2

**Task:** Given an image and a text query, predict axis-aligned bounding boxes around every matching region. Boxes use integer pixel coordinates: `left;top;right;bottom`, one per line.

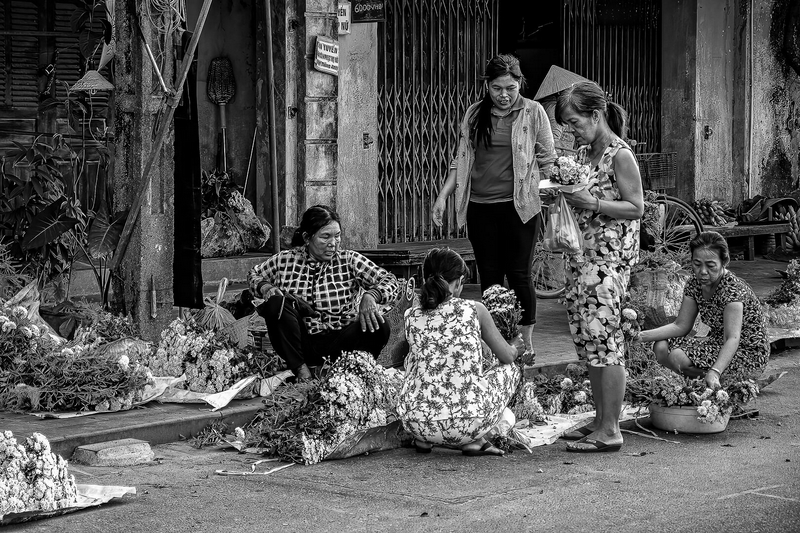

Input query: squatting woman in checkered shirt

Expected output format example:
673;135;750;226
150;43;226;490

248;205;400;381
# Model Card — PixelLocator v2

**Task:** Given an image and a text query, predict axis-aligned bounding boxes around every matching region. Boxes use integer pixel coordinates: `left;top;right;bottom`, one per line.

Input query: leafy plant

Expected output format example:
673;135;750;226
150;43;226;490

201;169;242;219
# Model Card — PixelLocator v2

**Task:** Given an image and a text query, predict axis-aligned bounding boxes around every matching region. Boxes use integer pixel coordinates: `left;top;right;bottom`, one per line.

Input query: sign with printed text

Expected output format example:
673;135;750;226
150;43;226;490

338;2;351;35
351;0;385;23
314;36;339;76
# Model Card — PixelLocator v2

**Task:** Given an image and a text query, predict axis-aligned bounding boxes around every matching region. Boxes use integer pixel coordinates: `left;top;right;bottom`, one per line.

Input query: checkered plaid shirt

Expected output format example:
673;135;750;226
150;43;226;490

248;247;399;334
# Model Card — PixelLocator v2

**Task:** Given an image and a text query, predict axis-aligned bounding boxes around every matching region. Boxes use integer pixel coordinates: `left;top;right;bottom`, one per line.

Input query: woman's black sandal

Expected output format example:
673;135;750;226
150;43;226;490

413;440;432;454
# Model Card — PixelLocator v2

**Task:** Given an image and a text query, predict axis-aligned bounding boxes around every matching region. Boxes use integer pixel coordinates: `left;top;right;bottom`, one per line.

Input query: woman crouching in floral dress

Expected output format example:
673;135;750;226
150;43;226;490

396;248;523;456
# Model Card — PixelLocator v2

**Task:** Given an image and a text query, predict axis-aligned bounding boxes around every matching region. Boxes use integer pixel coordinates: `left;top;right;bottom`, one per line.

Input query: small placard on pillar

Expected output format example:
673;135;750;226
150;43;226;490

338;2;351;35
313;36;339;76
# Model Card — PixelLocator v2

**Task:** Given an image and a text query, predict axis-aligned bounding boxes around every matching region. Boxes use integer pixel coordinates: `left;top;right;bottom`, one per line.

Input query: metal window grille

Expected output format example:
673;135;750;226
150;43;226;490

377;0;498;244
562;0;662;151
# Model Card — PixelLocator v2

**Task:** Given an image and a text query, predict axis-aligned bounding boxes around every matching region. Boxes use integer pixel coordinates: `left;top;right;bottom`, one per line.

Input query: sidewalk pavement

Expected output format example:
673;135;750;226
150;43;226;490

1;258;792;458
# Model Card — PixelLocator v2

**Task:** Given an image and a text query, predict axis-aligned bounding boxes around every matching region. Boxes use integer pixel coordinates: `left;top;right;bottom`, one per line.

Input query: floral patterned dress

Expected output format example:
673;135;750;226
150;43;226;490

668;271;769;382
396;298;520;446
562;138;640;367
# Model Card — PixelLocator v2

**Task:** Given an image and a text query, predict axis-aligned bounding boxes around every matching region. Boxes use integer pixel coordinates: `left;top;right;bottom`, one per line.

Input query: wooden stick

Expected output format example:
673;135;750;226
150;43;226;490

621;428;681;444
110;0;214;271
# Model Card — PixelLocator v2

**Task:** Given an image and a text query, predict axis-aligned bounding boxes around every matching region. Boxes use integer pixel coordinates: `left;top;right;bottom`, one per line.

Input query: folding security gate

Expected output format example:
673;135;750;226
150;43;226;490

377;0;499;244
562;0;662;151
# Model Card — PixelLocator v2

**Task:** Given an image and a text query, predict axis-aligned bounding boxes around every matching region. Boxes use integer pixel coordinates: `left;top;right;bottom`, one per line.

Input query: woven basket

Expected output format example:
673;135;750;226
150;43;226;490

222;315;251;349
377;278;418;368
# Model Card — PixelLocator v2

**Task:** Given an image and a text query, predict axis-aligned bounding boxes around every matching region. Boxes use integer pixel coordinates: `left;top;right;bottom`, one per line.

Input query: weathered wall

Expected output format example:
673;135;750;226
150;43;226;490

695;0;736;202
336;22;379;248
750;0;800;197
111;5;175;341
662;0;698;202
187;1;259;204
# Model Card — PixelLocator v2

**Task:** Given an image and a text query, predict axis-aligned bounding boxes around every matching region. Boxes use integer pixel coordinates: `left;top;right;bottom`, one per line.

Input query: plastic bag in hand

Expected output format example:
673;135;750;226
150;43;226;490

542;192;584;254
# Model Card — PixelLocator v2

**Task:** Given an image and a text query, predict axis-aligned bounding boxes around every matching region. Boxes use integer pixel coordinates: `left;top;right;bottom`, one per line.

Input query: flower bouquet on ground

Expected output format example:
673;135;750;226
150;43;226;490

763;259;800;330
0;431;78;518
0;301;153;413
242;350;403;465
532;363;595;416
145;316;262;394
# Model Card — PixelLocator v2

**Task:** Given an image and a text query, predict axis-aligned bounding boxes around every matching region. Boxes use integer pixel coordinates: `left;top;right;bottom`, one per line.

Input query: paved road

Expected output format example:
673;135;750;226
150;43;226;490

10;350;799;533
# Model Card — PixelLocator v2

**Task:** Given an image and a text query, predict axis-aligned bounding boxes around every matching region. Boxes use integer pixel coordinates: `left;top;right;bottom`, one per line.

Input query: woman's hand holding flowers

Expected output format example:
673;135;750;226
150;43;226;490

510;335;525;359
359;293;384;333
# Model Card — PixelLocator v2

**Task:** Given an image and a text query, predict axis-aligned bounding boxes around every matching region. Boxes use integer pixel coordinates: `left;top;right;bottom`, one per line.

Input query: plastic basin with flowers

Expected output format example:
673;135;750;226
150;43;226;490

648;402;731;434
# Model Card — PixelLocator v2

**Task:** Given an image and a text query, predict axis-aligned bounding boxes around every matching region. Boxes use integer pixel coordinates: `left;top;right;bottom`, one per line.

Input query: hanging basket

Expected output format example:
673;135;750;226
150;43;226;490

648;402;731;434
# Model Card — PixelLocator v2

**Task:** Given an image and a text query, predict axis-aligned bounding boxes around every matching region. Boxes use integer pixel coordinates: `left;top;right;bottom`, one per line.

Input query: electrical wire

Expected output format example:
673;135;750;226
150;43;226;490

144;0;186;36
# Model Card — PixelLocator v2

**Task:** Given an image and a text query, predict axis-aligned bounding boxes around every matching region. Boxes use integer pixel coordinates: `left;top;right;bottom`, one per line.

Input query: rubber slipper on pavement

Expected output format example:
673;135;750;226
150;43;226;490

565;438;622;453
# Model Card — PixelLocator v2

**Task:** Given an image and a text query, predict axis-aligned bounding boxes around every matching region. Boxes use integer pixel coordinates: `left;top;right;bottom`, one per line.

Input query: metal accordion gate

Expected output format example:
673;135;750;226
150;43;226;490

561;0;662;152
377;0;499;244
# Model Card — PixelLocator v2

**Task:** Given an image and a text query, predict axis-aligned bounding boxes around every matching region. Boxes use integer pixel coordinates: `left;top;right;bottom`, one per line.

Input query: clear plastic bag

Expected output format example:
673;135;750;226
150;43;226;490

542;192;584;254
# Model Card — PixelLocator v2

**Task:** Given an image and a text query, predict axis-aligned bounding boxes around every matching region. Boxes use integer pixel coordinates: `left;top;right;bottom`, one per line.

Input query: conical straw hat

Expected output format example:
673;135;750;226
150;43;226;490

70;70;114;94
534;65;590;100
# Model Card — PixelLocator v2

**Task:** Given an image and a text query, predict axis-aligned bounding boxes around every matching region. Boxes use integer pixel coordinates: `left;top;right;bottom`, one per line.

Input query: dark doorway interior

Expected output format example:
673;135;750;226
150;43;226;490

498;1;561;99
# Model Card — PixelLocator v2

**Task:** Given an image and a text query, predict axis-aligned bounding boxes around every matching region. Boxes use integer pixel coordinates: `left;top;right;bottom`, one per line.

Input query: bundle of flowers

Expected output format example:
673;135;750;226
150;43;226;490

482;285;535;365
620;307;643;343
0;299;153;412
763;259;800;329
533;364;595;415
550;154;591;185
509;381;547;423
0;431;78;518
245;350;403;465
146;317;260;393
71;303;139;344
482;285;521;341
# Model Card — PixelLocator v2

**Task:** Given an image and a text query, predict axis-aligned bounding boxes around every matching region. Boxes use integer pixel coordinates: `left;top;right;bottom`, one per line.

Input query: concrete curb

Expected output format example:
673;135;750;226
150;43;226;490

46;399;264;458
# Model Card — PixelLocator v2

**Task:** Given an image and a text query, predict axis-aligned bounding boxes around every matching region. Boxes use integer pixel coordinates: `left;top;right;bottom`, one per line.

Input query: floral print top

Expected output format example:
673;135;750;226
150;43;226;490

573;137;640;266
682;271;770;374
397;298;499;421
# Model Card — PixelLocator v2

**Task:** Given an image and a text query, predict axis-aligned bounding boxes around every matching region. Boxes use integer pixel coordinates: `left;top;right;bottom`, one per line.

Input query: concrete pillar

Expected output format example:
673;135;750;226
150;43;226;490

337;22;379;249
111;6;175;341
296;0;339;213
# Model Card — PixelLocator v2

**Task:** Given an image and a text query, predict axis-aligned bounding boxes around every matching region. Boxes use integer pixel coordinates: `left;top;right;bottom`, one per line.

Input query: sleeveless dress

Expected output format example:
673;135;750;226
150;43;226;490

562;138;641;367
396;298;520;446
668;271;769;382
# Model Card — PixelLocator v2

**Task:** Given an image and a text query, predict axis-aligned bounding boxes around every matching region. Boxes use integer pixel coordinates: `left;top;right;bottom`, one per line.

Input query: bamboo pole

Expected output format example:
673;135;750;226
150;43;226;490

109;0;214;270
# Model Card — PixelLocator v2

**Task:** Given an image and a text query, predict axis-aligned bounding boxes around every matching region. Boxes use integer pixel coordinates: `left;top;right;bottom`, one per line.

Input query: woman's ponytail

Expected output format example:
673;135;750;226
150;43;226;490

419;248;468;310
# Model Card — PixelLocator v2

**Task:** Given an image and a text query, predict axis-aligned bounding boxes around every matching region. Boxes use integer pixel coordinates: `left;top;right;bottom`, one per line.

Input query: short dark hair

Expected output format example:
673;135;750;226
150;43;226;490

689;231;730;265
420;247;468;310
291;205;341;247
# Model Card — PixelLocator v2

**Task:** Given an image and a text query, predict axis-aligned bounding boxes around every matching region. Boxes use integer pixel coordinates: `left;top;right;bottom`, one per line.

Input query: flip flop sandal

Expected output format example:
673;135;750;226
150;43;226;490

565;438;622;453
560;426;593;441
462;442;504;457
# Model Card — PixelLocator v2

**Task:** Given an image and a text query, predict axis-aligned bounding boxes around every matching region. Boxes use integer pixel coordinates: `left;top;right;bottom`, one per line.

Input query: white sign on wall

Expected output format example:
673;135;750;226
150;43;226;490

338;2;351;35
314;36;339;76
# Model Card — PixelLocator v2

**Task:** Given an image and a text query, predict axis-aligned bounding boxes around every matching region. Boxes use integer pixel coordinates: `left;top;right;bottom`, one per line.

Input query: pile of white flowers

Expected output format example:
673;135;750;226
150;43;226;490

146;317;255;394
0;432;77;518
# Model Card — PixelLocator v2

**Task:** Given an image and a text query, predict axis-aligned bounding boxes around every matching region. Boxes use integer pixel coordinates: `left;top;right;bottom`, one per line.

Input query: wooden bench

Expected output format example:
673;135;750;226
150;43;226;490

356;238;477;281
705;223;791;260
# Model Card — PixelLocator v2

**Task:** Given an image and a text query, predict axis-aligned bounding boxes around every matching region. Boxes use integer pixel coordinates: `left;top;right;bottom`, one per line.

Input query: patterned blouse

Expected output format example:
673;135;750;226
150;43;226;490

398;298;504;421
573;138;640;266
248;248;399;334
679;271;770;378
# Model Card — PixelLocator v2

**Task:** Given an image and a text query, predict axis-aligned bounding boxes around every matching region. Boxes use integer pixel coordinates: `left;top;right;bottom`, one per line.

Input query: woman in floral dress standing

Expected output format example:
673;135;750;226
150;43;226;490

396;248;523;456
555;81;644;452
